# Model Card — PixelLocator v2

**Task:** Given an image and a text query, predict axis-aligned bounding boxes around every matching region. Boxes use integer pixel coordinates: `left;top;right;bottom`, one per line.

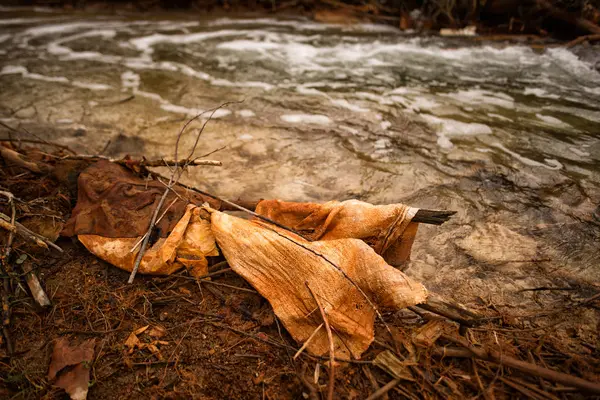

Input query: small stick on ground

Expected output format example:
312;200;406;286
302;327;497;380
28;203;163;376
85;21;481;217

305;282;335;400
294;323;324;360
0;191;16;354
127;188;169;284
21;261;51;307
365;378;401;400
415;294;482;327
0;212;63;252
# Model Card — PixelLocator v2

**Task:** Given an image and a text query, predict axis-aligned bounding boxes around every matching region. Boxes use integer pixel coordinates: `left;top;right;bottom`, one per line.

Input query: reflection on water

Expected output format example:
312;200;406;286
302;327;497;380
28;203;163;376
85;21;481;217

0;7;598;308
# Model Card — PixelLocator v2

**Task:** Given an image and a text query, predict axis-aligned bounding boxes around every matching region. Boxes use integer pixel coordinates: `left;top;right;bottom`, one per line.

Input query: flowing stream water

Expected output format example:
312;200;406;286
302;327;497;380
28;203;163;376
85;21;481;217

1;7;599;324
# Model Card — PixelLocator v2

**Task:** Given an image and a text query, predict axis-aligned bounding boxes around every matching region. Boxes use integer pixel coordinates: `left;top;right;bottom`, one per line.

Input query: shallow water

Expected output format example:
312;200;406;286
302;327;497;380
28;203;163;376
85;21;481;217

0;7;599;311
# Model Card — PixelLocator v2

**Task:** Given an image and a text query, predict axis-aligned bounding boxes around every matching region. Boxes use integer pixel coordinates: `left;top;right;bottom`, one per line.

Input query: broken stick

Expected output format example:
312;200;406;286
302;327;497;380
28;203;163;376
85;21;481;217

415;294;482;327
21;261;51;307
0;212;62;252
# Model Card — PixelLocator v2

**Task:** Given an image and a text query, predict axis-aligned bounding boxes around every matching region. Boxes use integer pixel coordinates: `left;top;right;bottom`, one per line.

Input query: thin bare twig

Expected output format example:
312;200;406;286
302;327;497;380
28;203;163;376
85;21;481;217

128;102;235;283
365;378;401;400
0;211;62;252
0;121;76;154
127;188;169;284
59;154;222;167
294;324;324;360
305;282;335;400
0;191;15;354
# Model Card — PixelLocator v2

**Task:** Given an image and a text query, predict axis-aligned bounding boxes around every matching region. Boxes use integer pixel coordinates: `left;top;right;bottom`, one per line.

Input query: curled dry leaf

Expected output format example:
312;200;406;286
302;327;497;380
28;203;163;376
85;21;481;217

255;199;420;266
48;338;95;400
124;325;168;359
148;325;167;338
63;161;220;277
210;210;428;359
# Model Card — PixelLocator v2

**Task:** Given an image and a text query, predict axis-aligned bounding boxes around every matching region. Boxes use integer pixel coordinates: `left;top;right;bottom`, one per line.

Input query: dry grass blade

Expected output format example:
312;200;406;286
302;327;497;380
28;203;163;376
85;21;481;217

305;282;335;400
293;323;324;360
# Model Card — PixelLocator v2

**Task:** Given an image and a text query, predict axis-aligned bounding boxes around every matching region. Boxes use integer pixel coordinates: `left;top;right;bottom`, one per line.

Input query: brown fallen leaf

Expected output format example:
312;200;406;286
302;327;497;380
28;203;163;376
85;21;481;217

48;338;95;400
124;325;149;353
55;364;91;400
210;209;428;359
147;325;167;338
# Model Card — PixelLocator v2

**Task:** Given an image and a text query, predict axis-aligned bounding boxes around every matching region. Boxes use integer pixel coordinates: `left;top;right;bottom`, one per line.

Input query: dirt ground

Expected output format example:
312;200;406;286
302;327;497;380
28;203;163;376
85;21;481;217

1;143;599;399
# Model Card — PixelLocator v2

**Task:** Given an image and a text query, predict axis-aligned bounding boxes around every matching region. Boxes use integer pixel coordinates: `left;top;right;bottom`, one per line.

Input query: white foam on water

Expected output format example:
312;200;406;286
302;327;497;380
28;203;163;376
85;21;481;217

294;84;370;112
487;113;512;122
569;147;590;157
0;34;11;43
46;29;120;63
380;120;392;130
442;89;514;109
238;133;254;140
543;47;600;82
340;125;360;135
281;114;331;125
329;98;369;113
374;138;390;149
492;142;563;170
121;70;140;90
421;114;493;149
130;29;248;54
209;77;274;90
1;65;27;75
21;21;112;40
160;103;203;115
1;64;112;91
524;88;560;99
535;113;572;128
1;64;69;83
72;81;112;90
25;71;69;82
207;17;398;33
133;89;231;119
0;17;65;26
354;91;394;105
237;109;255;118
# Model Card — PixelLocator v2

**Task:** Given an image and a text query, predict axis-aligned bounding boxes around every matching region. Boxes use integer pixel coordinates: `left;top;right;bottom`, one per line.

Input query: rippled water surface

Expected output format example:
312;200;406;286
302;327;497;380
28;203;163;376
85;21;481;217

1;7;599;307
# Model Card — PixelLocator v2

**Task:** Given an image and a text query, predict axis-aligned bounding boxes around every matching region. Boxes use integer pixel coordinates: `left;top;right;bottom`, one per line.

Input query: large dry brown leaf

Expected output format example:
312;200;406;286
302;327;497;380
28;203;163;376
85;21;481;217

210;210;428;359
255;199;420;266
62;160;220;238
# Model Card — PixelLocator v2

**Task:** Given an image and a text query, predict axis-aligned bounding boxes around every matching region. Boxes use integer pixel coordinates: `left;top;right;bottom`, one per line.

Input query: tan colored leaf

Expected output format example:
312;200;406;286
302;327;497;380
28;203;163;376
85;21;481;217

48;338;95;400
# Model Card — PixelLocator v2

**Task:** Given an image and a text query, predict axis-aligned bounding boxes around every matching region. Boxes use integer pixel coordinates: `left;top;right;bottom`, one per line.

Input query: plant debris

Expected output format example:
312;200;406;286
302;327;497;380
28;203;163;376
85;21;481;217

48;338;95;400
1;139;599;399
